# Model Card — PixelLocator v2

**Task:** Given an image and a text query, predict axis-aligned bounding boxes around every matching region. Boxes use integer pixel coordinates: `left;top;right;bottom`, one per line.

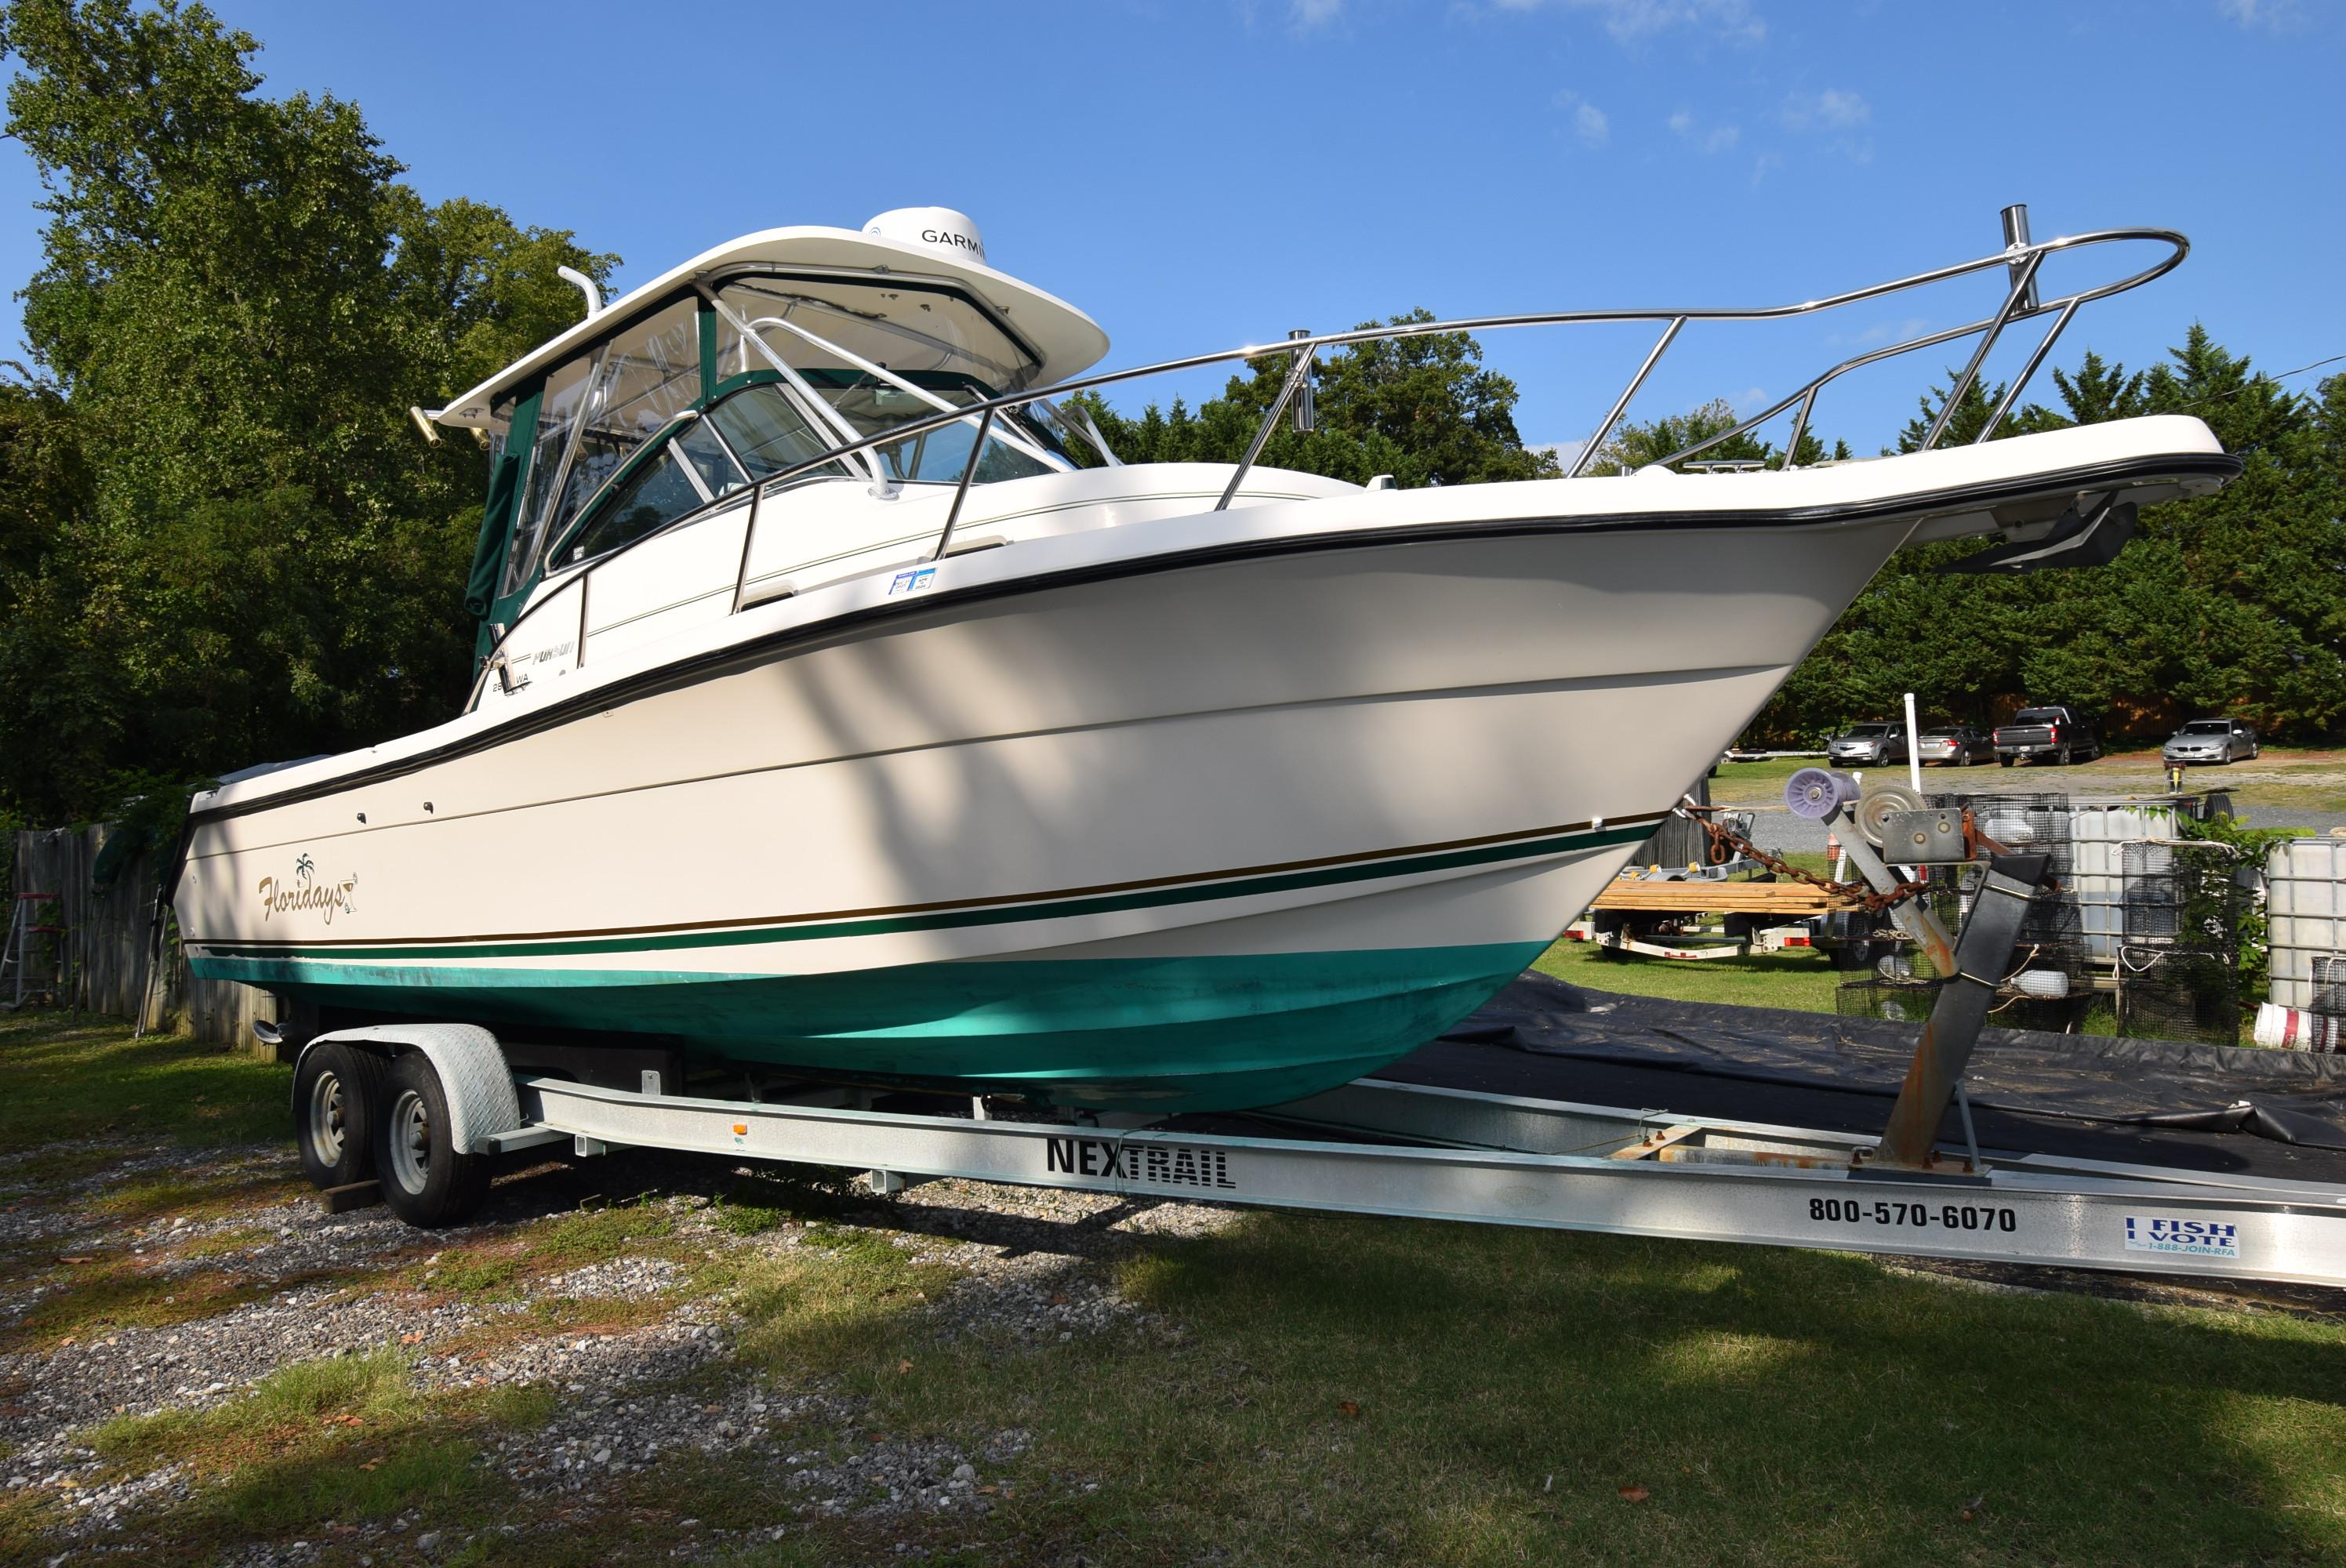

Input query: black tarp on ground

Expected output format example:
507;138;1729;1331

1382;973;2346;1182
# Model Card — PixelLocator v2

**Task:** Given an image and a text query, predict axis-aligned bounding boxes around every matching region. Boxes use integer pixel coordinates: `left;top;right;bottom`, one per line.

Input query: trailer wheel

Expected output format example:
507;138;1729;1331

374;1051;489;1228
295;1042;387;1190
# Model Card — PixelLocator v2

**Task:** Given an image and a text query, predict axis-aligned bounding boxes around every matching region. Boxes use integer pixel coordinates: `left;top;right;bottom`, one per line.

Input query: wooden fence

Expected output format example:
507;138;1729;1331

7;825;276;1051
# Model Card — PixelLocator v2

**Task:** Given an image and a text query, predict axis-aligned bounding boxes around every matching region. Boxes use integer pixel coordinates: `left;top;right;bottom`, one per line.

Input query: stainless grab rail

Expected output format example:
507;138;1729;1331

478;212;2184;710
735;215;2183;547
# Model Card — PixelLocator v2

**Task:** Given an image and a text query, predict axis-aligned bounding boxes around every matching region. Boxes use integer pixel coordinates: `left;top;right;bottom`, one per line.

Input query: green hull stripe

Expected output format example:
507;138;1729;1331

194;821;1652;964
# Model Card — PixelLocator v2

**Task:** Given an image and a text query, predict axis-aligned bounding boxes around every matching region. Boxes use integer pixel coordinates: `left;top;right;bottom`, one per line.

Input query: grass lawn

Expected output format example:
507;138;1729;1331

8;1013;2346;1564
846;1215;2346;1566
0;1007;285;1157
1535;935;1845;1014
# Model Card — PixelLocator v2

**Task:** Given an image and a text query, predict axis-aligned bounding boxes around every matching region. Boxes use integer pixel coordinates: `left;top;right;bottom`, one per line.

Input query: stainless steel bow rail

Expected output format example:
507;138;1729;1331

740;203;2183;563
470;205;2187;705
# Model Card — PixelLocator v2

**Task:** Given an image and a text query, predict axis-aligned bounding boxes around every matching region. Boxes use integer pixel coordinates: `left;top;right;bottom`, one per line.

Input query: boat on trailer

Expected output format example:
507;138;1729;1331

171;205;2235;1112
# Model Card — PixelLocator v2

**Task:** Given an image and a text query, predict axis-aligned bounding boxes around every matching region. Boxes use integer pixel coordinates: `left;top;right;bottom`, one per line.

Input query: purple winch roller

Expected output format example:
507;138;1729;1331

1784;768;1860;820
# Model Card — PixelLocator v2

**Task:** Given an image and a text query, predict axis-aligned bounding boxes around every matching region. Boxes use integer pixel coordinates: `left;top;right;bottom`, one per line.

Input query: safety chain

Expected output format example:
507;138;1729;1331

1679;804;1933;916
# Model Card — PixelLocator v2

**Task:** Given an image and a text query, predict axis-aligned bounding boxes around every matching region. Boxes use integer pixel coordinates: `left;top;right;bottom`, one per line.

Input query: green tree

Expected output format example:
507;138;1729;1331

0;0;612;822
2044;350;2147;426
1743;326;2346;748
0;368;85;596
1587;397;1847;474
1082;311;1560;488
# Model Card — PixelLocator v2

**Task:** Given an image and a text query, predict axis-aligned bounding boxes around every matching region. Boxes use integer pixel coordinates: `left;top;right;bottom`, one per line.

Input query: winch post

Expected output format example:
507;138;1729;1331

1828;820;1956;976
1865;851;2049;1171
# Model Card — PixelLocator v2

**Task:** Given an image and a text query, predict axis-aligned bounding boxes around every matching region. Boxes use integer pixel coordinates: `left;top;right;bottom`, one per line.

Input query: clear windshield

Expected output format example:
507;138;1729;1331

1844;725;1891;737
712;274;1075;483
503;298;703;596
2181;720;2231;734
714;274;1039;393
490;273;1074;602
791;370;1063;482
561;420;750;568
2012;709;2065;724
703;383;854;481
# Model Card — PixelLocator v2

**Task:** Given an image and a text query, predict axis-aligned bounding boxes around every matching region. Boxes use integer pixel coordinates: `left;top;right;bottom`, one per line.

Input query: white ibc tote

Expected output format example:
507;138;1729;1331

2265;837;2346;1011
2068;801;2184;961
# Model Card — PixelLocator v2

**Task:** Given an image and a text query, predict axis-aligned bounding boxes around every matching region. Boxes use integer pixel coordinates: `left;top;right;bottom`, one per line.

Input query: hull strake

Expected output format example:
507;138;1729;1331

178;515;1912;1107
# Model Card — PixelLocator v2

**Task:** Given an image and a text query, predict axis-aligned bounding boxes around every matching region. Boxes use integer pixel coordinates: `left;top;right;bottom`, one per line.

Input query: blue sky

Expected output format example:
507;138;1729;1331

1;0;2339;459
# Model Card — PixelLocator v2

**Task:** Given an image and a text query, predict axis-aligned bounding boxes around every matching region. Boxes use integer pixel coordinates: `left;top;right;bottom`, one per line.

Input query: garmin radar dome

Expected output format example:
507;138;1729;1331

864;206;986;264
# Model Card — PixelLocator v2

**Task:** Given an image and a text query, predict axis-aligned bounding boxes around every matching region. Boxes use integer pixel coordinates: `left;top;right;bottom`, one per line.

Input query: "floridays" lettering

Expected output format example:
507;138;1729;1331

256;854;358;925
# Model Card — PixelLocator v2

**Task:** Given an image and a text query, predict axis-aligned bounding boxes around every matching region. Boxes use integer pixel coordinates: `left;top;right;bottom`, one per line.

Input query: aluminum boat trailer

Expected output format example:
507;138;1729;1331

297;1007;2346;1290
492;1068;2346;1289
284;771;2346;1288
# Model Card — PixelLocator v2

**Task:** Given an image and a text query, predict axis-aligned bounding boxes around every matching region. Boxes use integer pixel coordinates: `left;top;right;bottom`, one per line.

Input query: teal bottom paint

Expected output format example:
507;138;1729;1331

189;944;1548;1112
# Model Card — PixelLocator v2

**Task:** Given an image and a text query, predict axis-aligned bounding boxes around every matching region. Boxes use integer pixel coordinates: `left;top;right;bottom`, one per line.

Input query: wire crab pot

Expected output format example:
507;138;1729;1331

2115;841;2242;1047
2306;954;2346;1019
1836;975;2084;1035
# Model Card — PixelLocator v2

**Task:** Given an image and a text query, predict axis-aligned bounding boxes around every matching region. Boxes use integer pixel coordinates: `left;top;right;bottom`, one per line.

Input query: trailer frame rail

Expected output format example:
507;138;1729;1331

505;1071;2346;1290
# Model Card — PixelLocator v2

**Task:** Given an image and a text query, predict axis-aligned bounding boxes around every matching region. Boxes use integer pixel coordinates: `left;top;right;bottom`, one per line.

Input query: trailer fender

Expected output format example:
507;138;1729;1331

300;1025;520;1154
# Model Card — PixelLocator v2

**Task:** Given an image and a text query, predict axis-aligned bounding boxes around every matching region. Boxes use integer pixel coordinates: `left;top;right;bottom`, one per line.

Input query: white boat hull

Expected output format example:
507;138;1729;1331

176;422;2237;1107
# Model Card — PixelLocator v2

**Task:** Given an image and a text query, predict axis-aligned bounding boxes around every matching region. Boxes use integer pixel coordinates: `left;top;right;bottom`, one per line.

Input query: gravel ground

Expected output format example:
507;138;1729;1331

0;1136;1236;1560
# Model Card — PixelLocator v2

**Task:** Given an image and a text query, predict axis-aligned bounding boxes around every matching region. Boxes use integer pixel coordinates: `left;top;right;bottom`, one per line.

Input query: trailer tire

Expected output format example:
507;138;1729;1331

374;1051;489;1229
294;1042;386;1190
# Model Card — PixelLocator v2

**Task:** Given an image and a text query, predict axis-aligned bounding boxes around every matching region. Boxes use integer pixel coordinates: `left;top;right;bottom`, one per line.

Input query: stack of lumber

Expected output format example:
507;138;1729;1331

1588;877;1859;917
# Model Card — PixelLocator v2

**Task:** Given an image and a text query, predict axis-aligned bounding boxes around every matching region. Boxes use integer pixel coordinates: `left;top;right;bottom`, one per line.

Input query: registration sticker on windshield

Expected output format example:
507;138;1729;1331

888;566;937;596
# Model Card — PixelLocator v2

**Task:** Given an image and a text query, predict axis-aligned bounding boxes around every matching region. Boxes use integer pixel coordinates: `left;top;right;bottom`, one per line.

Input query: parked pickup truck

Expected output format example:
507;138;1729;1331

1992;706;2101;766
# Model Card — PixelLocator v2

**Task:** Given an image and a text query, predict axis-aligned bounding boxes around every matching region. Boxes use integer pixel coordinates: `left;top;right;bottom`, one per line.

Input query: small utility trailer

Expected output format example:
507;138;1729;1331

271;774;2346;1291
1566;873;1863;960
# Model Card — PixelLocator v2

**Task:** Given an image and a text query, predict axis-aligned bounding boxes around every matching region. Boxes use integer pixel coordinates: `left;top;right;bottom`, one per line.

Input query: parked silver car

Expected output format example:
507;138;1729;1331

1826;722;1908;767
2162;717;2260;765
1916;725;1993;766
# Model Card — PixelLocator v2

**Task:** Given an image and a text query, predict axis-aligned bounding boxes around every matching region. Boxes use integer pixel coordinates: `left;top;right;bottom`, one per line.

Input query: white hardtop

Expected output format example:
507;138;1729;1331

434;223;1110;430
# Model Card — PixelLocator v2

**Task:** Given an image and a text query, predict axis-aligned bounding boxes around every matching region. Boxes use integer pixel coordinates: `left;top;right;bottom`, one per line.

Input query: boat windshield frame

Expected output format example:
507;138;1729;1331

534;365;1080;579
487;266;1066;597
